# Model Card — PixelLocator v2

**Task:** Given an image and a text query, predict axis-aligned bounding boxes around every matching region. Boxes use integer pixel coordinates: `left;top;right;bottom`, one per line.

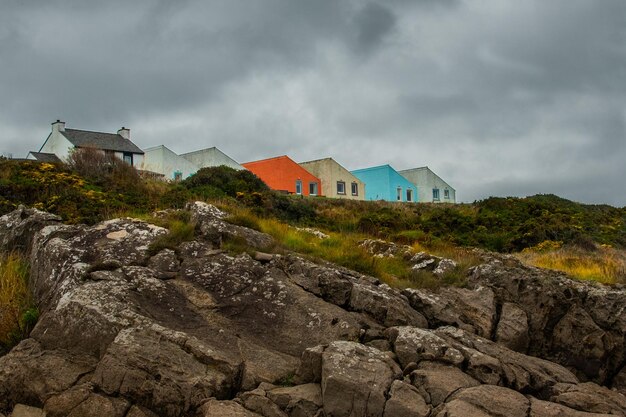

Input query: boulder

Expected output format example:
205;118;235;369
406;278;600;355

383;380;430;417
410;362;480;407
404;286;496;338
321;342;402;417
529;397;614;417
197;399;263;417
433;385;530;417
494;302;529;352
548;382;626;416
266;384;322;417
9;405;45;417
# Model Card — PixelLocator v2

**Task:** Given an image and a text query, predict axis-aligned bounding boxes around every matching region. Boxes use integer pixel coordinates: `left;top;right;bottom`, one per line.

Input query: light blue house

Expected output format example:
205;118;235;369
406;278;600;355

351;164;418;203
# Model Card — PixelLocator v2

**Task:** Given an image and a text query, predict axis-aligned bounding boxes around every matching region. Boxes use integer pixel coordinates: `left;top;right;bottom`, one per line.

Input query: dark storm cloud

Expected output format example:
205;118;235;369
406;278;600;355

352;3;396;54
0;1;624;206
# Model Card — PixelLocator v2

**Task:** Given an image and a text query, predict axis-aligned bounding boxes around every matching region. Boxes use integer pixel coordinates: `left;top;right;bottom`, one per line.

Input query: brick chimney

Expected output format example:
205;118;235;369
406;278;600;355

51;120;65;133
117;127;130;140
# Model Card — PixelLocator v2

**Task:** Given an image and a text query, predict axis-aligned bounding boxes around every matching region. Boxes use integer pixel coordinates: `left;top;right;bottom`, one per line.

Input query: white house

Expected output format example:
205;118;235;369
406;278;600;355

181;147;244;171
399;166;457;203
139;145;200;181
33;120;144;168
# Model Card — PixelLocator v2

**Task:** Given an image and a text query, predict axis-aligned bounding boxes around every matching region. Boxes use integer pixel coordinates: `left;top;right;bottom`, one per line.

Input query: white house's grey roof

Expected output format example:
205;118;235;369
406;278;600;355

27;152;63;163
62;129;144;154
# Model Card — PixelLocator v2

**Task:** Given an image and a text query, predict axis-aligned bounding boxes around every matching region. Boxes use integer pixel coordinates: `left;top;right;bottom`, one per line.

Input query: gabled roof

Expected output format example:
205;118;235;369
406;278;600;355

62;129;144;154
27;152;63;163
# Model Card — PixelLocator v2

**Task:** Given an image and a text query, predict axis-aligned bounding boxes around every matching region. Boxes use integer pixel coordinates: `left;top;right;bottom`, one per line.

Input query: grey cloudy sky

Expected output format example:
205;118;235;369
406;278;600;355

1;0;625;206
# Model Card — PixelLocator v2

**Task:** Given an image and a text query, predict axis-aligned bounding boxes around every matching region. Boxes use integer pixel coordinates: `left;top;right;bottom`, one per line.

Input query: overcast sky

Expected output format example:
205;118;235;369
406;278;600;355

1;1;625;206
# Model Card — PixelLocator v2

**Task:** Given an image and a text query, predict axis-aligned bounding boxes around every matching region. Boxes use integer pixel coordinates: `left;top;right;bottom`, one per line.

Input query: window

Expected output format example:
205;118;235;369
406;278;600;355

123;152;133;165
444;189;450;199
351;182;358;196
433;188;440;201
309;182;318;196
397;187;402;201
336;181;346;195
406;189;413;202
174;171;182;181
295;180;302;195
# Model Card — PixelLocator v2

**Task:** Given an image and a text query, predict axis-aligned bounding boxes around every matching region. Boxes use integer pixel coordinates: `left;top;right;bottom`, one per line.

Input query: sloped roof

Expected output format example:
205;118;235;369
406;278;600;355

27;152;63;163
62;129;144;154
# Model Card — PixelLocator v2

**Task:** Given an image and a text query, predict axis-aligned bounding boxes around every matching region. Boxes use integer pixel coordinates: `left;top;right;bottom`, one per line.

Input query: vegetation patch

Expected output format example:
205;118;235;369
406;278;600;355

0;252;38;351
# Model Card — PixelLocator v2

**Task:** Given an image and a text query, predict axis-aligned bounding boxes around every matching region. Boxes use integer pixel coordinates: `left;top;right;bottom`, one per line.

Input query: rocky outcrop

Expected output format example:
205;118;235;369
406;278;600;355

0;203;625;416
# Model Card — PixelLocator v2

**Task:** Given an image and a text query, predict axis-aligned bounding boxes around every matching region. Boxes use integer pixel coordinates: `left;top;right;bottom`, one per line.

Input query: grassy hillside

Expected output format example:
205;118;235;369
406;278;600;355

0;158;624;285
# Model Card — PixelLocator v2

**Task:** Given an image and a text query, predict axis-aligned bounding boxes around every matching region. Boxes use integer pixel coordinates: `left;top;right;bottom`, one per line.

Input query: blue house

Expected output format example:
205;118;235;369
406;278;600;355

351;164;418;202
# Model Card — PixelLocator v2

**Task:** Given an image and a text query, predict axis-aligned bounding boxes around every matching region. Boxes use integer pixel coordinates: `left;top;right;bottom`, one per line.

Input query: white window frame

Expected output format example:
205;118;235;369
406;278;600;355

351;182;358;196
433;188;440;201
444;189;450;199
295;180;302;195
309;182;318;196
406;189;413;202
337;181;346;195
397;187;402;201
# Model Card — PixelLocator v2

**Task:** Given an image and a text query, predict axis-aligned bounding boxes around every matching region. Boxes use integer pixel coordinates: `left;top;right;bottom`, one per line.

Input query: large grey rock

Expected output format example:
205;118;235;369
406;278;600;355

197;399;263;417
410;362;480;407
529;397;614;417
433;385;530;417
267;384;322;417
404;286;496;337
494;302;529;352
436;327;579;393
383;380;430;417
548;382;626;416
187;201;274;249
386;326;464;369
321;342;402;417
0;205;61;253
9;405;45;417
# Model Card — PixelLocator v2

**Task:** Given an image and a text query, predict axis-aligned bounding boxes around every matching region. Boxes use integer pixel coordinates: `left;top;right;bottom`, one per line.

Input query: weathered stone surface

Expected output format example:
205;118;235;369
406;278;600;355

2;206;626;417
239;391;288;417
469;256;626;386
549;382;626;416
435;327;579;393
529;397;614;417
404;286;496;338
9;404;45;417
0;205;61;253
92;326;237;416
321;342;401;417
383;380;430;417
386;326;464;369
187;201;274;249
494;302;529;352
433;385;530;417
197;399;263;417
266;384;322;417
0;339;96;410
410;362;480;407
148;248;179;279
552;306;607;380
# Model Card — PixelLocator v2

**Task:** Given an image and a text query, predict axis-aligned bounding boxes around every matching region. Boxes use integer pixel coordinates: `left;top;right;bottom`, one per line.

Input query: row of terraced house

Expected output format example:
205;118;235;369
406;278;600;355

27;121;456;204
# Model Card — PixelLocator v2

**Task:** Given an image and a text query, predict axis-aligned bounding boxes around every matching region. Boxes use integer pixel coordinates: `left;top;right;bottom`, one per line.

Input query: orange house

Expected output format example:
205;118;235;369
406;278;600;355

242;155;323;196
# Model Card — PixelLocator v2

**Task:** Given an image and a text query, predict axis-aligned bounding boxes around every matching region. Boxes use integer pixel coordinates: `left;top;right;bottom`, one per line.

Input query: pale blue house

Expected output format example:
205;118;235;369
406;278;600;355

351;164;418;202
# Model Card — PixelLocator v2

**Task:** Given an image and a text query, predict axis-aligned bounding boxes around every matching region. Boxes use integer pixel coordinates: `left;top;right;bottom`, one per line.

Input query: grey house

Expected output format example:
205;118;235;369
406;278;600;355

399;166;456;203
31;120;144;168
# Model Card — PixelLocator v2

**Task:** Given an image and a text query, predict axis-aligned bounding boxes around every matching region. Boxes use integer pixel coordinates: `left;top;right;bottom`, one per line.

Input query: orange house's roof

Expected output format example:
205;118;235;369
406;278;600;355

242;155;323;196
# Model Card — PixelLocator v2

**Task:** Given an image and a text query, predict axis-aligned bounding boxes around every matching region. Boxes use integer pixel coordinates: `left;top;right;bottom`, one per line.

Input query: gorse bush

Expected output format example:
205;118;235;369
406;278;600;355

0;252;37;351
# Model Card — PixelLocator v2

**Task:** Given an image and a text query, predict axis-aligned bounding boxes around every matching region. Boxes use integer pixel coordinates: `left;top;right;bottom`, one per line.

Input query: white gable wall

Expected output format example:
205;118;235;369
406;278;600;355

181;147;244;170
140;145;199;180
399;167;456;203
39;132;74;161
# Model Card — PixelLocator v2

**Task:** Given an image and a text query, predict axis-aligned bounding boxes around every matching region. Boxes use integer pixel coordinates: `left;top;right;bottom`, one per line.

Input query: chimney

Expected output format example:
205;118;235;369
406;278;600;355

52;119;65;133
117;127;130;140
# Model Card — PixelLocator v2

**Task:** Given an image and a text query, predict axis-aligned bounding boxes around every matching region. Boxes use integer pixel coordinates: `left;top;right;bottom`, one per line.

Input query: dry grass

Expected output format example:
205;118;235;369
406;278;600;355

517;245;626;284
0;252;37;348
